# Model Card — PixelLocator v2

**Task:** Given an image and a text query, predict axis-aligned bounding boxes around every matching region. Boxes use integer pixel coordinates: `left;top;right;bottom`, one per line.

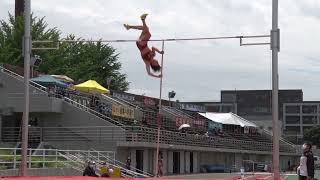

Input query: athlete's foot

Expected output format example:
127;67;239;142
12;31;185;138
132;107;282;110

123;24;130;30
140;13;148;20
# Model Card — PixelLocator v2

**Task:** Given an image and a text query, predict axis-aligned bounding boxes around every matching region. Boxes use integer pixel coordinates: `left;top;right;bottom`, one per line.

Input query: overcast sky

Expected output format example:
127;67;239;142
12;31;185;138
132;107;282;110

1;0;320;101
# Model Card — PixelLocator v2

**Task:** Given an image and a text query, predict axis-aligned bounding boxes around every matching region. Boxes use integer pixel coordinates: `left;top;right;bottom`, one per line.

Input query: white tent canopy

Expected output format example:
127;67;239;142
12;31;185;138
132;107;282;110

199;112;257;127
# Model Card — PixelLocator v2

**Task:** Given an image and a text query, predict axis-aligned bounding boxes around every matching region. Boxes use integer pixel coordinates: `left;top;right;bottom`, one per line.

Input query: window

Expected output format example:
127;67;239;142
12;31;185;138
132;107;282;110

284;126;300;135
285;106;300;114
302;116;317;124
206;105;220;112
285;116;300;124
221;105;232;113
302;105;317;114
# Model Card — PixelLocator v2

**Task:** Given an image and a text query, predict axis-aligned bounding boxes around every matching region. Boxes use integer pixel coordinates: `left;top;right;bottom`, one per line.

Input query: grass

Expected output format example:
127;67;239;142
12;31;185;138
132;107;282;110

0;150;68;169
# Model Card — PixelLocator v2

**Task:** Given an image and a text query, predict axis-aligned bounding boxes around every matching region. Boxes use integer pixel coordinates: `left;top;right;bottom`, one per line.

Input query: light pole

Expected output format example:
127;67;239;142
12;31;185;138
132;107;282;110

20;0;31;176
168;91;176;106
30;55;42;78
271;0;280;179
105;77;112;90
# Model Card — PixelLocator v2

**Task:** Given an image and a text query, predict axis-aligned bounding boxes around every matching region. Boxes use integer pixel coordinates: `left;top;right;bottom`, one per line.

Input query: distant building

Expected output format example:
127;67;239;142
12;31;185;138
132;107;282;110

283;101;320;144
185;89;303;134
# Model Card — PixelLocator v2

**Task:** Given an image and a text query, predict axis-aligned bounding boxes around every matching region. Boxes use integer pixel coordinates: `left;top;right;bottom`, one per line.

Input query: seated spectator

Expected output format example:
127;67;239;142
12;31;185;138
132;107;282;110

100;162;110;177
125;157;131;170
205;132;209;137
83;161;98;177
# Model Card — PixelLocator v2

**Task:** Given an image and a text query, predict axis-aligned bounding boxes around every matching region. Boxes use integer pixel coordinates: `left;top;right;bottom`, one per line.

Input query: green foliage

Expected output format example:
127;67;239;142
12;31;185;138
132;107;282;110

304;125;320;146
0;14;129;91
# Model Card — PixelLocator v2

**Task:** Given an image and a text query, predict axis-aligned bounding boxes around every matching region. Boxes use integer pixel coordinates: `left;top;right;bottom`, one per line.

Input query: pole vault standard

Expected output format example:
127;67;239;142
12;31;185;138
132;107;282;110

31;34;274;177
27;9;280;178
155;40;165;177
271;0;280;179
32;34;271;177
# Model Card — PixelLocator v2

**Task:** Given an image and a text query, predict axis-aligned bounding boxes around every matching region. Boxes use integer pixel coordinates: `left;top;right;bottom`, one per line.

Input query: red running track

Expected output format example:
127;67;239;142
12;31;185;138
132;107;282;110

0;175;287;180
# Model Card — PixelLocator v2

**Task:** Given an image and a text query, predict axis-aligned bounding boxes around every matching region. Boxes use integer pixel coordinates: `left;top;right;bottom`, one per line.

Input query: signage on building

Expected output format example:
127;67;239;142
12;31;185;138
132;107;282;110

193;118;205;127
144;97;156;106
113;92;135;102
180;104;206;112
175;116;193;127
112;104;134;119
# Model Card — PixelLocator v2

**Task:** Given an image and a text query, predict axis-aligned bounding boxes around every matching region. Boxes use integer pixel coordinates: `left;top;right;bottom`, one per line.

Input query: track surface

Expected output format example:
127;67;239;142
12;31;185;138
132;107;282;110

0;175;289;180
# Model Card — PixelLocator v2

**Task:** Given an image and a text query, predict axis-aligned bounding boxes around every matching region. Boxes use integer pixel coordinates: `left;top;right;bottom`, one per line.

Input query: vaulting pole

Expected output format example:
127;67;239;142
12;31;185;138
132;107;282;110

155;40;165;176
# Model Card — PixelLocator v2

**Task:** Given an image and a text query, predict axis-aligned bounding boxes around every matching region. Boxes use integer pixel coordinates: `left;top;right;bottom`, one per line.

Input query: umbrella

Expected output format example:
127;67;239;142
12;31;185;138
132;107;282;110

51;75;74;83
31;75;67;88
178;124;191;130
74;80;109;94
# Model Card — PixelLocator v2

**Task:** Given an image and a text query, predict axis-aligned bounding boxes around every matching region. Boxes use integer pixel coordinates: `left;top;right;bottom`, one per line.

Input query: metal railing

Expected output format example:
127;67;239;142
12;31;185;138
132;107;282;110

63;97;125;127
0;65;47;93
2;126;296;153
0;148;114;170
108;94;143;110
2;126;125;142
87;150;152;177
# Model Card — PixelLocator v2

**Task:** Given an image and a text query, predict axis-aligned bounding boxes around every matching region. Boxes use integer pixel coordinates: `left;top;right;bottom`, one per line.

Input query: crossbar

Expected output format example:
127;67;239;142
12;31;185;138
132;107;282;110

32;35;270;43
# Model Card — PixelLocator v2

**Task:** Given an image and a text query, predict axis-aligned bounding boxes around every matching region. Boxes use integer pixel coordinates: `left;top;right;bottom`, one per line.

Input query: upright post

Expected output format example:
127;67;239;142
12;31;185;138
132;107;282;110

155;40;165;176
271;0;280;179
20;0;31;176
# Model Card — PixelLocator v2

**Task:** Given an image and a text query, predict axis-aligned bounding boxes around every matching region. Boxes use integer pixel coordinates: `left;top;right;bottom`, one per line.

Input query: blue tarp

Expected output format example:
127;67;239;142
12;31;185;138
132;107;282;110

31;75;67;88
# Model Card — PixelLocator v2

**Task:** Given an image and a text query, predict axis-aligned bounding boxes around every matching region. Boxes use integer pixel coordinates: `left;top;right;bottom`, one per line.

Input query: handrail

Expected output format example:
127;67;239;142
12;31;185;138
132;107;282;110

63;97;125;127
85;152;150;178
2;125;296;153
168;106;197;119
261;128;296;147
90;149;153;177
100;94;128;107
110;94;143;110
0;148;115;171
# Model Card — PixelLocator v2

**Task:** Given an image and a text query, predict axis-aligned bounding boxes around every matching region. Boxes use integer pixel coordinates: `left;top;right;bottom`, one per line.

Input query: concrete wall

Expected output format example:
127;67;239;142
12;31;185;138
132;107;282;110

0;70;62;113
8;94;63;113
38;102;125;151
41;102;121;127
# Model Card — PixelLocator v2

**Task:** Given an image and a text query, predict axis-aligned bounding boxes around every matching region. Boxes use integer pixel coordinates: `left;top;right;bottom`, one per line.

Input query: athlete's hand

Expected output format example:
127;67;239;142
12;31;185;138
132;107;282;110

160;51;164;54
157;74;162;78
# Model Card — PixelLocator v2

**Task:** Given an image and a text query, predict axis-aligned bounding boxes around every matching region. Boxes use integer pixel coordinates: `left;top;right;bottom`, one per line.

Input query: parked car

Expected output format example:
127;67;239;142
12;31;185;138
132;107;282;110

200;164;231;173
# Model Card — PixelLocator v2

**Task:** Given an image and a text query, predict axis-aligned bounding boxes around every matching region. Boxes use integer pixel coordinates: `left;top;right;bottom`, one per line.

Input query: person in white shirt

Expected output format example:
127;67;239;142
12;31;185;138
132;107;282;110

297;142;315;180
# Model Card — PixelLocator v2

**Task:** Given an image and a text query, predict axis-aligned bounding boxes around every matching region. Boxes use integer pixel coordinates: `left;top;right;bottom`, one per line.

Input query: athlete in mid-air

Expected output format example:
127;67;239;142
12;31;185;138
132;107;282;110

124;14;164;78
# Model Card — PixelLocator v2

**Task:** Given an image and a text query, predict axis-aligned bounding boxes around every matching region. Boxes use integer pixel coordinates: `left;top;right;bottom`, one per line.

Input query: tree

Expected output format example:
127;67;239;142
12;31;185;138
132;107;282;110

0;14;129;91
304;125;320;146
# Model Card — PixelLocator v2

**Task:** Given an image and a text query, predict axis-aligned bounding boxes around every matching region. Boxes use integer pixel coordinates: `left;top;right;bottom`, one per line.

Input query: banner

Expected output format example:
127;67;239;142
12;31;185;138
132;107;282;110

112;104;134;119
180;104;206;112
175;116;193;127
113;92;135;102
144;97;156;106
193;118;205;128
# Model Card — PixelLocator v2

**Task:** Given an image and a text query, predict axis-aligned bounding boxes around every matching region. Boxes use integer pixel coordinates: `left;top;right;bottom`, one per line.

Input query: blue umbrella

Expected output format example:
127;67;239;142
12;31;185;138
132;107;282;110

31;75;67;88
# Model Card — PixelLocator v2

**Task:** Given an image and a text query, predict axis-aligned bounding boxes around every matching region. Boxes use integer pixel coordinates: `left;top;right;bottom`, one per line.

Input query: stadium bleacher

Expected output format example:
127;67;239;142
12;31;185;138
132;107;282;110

0;65;297;155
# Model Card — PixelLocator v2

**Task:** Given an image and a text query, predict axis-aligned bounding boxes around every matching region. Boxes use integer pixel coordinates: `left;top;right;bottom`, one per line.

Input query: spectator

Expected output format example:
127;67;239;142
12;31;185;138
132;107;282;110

157;157;163;177
83;161;98;177
297;142;314;180
125;156;131;170
205;132;209;137
100;162;110;177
